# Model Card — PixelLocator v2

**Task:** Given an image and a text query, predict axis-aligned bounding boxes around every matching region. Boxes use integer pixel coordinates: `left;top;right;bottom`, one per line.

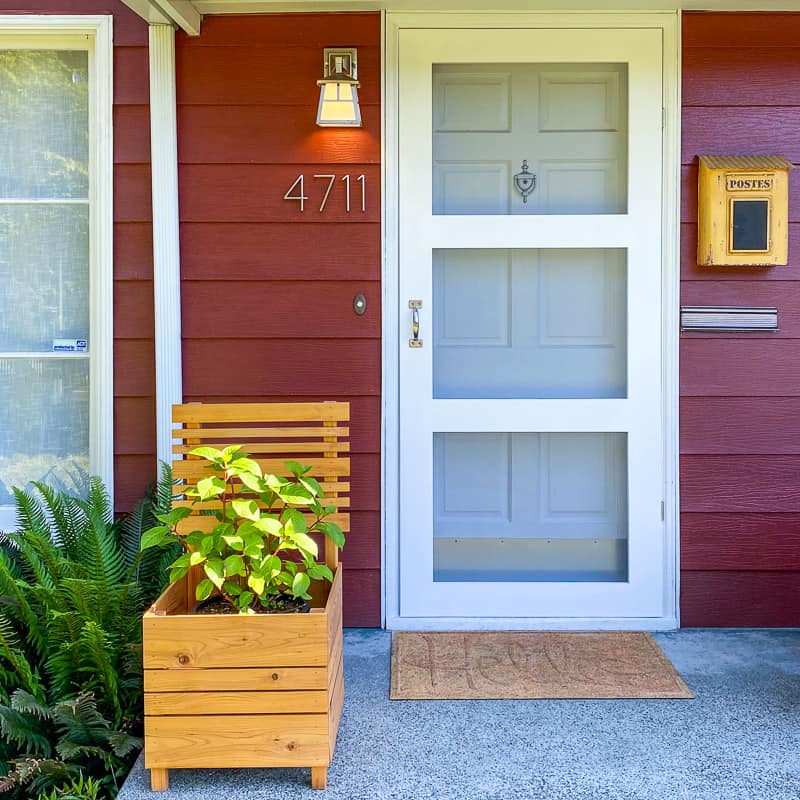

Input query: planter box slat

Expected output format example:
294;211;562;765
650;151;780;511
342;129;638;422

144;666;328;692
144;713;330;768
144;690;329;715
143;613;329;669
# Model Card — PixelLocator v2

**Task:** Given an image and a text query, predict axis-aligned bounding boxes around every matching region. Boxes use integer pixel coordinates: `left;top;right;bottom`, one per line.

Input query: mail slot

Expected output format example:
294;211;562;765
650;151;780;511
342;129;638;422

697;155;791;266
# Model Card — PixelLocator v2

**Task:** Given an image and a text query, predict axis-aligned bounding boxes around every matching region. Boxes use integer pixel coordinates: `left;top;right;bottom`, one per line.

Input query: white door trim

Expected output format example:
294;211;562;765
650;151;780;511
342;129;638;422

382;10;680;631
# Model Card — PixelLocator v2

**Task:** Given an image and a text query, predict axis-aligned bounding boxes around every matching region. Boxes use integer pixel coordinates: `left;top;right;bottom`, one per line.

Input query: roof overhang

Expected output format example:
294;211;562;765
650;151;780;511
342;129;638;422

124;0;800;37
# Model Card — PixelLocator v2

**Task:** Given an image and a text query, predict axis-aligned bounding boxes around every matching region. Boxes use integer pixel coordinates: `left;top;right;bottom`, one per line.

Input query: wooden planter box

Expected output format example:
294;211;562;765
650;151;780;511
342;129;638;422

143;565;344;791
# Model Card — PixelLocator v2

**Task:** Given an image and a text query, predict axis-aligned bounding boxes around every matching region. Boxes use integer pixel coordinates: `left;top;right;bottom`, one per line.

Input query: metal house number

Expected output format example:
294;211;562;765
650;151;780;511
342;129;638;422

283;173;367;213
513;160;536;203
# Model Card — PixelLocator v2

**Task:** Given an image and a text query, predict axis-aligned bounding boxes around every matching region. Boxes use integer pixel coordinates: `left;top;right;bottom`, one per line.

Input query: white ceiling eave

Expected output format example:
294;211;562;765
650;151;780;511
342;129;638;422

122;0;202;35
124;0;800;37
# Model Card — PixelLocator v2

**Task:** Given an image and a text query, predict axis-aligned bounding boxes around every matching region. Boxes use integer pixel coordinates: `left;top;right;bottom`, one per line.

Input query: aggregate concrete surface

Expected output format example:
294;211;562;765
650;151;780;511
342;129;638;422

120;628;800;800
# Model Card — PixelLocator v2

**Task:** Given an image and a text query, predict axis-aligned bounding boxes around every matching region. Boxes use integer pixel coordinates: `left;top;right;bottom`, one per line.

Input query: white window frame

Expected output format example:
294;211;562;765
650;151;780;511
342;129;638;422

0;16;114;528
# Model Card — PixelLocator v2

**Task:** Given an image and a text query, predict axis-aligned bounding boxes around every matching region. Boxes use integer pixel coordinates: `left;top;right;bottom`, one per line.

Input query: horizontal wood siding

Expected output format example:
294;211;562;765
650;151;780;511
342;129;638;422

177;13;382;627
0;0;156;512
681;13;800;626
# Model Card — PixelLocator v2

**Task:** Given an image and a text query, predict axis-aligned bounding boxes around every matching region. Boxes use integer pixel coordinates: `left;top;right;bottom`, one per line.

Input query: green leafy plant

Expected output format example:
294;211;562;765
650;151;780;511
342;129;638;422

37;773;103;800
0;467;175;799
141;446;345;613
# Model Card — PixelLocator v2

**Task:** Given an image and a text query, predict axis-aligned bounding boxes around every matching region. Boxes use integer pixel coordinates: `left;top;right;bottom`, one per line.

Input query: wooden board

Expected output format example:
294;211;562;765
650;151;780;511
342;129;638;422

681;570;800;627
144;666;328;692
143;610;330;668
681;512;800;571
144;714;329;768
144;690;328;715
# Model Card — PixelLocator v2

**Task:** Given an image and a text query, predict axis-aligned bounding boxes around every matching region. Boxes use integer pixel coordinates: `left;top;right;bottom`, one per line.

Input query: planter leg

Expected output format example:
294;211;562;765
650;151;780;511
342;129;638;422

311;766;327;790
150;768;169;792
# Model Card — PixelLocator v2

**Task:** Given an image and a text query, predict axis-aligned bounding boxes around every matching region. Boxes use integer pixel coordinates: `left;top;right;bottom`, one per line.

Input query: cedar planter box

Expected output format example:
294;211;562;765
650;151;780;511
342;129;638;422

142;401;350;792
143;564;344;791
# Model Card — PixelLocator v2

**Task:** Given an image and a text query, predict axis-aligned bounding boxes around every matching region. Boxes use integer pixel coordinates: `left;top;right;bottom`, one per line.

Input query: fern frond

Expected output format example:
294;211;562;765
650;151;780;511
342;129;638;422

10;487;49;540
0;615;44;699
76;626;121;727
9;690;51;721
154;462;175;514
28;483;84;562
75;504;125;589
105;730;142;758
0;705;52;756
50;693;109;746
0;554;45;660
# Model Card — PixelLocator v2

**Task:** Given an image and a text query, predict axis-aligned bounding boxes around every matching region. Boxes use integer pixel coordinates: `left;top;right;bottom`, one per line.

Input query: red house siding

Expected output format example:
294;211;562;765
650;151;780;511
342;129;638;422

681;12;800;626
176;14;382;628
0;1;156;513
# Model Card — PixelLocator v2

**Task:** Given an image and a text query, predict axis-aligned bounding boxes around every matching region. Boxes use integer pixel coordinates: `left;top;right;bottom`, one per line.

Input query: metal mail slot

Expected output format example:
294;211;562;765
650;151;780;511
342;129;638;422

680;306;778;332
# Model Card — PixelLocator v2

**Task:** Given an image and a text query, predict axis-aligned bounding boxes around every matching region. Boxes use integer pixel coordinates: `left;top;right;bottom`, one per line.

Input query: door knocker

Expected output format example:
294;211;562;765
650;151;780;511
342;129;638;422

513;160;536;203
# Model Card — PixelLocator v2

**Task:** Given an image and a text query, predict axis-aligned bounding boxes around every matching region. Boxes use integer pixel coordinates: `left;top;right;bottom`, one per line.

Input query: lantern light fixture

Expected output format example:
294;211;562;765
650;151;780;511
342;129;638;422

316;48;361;127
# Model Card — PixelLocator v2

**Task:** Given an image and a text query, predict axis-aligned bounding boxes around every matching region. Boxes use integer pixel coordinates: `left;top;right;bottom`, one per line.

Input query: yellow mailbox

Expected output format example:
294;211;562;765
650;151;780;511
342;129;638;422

697;155;791;267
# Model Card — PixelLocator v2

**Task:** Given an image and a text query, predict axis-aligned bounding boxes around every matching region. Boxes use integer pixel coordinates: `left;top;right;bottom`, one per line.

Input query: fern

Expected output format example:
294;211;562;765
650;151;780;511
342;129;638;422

0;473;171;798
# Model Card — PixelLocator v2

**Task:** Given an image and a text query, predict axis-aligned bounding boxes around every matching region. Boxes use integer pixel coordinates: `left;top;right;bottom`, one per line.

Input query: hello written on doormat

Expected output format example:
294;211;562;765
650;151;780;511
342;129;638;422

390;632;693;700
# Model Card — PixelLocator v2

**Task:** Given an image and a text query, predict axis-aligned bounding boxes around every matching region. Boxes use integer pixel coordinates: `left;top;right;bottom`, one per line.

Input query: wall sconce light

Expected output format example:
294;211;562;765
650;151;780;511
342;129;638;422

316;48;361;127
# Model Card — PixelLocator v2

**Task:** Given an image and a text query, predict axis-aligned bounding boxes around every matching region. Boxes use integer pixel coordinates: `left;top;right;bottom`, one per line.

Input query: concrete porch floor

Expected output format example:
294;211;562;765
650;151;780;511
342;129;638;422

120;629;800;800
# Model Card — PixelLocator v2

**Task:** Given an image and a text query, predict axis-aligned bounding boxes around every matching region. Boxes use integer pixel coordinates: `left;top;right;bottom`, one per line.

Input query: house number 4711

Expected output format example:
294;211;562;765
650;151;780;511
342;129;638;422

283;174;366;213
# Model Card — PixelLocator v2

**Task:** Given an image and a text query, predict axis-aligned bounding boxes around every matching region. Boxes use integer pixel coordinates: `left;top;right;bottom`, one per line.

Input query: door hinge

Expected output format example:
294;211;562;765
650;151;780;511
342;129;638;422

661;500;665;521
662;107;666;130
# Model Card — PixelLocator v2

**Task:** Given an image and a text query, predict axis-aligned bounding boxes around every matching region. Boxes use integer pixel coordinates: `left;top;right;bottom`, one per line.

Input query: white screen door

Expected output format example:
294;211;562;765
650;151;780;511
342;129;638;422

398;27;665;622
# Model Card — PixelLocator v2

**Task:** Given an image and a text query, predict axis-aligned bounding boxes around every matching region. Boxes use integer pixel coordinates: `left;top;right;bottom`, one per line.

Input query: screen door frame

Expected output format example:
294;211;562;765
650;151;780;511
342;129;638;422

383;11;681;631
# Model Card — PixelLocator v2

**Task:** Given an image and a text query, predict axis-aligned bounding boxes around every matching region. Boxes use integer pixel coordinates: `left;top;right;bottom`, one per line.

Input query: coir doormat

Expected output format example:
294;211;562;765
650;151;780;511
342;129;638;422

390;631;692;700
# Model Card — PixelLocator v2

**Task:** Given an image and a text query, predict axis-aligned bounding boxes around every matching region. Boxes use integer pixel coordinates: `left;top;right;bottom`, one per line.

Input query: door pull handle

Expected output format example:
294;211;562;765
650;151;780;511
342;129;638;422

409;300;423;348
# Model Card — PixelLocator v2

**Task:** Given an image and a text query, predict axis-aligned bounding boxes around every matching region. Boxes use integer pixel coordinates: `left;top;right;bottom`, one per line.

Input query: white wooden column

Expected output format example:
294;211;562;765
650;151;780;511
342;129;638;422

149;23;183;465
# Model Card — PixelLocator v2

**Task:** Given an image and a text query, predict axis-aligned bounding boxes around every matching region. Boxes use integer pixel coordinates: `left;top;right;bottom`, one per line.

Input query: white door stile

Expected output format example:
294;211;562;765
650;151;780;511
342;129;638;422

397;24;666;624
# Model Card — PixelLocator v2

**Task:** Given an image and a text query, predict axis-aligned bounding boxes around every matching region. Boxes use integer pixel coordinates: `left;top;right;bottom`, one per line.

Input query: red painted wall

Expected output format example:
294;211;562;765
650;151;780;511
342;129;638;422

681;12;800;626
0;1;157;512
176;14;382;627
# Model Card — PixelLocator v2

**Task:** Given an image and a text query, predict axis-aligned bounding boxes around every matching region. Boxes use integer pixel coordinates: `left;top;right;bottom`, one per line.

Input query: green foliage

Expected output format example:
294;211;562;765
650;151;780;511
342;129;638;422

0;467;174;799
37;773;103;800
141;448;344;613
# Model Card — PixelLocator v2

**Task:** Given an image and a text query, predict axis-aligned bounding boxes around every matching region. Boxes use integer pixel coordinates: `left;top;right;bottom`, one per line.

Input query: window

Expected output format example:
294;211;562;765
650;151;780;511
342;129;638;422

0;19;113;530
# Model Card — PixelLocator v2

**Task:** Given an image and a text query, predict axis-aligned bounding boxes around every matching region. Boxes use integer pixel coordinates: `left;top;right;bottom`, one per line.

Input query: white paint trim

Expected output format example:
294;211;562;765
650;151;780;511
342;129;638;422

120;0;173;25
382;9;401;632
662;12;681;627
383;11;681;630
194;0;800;12
0;16;115;503
122;0;202;34
149;24;184;467
386;615;680;631
379;8;389;629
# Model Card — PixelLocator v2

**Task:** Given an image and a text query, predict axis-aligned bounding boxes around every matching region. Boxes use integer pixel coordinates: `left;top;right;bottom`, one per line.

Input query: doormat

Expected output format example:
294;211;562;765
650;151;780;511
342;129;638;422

390;632;692;700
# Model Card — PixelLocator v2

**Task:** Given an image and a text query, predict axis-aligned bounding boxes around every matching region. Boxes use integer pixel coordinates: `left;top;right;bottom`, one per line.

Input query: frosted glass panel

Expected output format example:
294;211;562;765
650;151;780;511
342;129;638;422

433;432;628;582
0;359;89;506
0;51;89;199
0;205;89;351
433;249;627;398
433;63;627;215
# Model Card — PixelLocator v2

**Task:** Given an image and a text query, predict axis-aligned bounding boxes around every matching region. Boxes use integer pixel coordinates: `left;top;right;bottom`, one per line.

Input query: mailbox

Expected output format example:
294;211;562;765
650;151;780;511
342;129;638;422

697;155;791;266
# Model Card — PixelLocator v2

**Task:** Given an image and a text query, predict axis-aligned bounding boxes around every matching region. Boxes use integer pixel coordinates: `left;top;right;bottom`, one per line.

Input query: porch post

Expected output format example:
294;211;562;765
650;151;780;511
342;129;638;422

148;23;183;465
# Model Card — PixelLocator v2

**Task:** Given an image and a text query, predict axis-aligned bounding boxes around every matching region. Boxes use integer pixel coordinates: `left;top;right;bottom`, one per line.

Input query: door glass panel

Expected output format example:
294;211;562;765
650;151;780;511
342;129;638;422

433;63;628;215
0;358;89;505
0;51;89;199
0;50;91;515
433;248;627;398
433;432;628;582
0;205;89;351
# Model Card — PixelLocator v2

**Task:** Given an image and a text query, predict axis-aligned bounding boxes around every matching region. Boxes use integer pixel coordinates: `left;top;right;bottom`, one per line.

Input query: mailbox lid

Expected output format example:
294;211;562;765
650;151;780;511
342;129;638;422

698;155;792;172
